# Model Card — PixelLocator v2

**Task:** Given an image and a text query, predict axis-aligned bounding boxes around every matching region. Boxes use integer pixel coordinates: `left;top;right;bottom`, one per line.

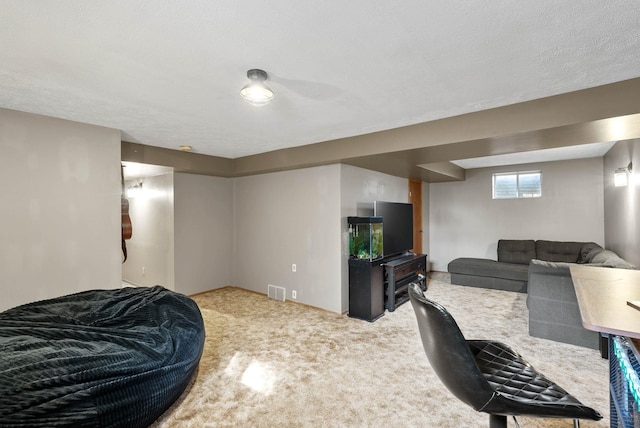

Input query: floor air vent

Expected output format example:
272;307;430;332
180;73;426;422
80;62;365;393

267;285;286;302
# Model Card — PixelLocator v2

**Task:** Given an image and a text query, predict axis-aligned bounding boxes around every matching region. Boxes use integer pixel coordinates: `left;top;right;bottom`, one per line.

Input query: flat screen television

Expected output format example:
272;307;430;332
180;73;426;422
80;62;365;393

374;201;414;258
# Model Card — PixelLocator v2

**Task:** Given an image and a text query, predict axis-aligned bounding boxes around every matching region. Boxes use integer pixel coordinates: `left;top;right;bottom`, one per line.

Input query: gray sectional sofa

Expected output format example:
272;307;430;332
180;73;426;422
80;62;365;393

448;239;635;349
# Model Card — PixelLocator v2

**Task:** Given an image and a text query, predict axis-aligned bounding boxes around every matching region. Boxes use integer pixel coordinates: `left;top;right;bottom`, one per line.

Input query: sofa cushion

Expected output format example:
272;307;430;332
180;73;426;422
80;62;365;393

497;240;536;265
448;257;529;282
589;249;636;269
535;240;584;263
577;242;603;264
528;259;573;270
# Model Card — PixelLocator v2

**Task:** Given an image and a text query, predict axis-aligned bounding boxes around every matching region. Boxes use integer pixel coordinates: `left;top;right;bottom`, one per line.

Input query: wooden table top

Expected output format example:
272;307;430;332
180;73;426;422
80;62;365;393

570;265;640;339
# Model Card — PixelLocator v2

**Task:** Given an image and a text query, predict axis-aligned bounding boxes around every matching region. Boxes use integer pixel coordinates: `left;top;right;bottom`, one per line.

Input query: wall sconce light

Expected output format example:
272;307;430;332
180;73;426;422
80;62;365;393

240;69;274;106
614;162;633;187
127;182;143;198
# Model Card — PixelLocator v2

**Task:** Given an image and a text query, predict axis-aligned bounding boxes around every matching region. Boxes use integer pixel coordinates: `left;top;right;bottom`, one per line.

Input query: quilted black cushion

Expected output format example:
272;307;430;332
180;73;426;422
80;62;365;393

0;286;205;427
468;340;601;418
470;341;576;402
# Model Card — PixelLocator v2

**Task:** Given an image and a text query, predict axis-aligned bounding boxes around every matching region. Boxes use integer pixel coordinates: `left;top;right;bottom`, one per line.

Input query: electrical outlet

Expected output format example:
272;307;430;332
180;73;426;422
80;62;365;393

292;264;297;272
292;290;297;300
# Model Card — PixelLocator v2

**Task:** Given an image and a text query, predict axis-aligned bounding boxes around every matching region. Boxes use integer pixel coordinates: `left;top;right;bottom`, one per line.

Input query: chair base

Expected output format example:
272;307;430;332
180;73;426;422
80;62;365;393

489;414;580;428
489;414;507;428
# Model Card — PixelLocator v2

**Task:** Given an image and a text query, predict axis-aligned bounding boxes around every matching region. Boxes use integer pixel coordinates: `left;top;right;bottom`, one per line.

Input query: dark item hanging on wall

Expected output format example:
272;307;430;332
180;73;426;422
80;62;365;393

121;165;132;262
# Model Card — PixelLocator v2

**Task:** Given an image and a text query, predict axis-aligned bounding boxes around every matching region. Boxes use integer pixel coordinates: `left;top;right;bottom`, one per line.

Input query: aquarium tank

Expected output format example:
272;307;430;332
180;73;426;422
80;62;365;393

347;216;383;261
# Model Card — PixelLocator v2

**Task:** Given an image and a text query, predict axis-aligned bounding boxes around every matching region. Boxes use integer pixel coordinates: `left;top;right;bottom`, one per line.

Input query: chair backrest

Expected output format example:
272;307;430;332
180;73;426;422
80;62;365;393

408;283;495;411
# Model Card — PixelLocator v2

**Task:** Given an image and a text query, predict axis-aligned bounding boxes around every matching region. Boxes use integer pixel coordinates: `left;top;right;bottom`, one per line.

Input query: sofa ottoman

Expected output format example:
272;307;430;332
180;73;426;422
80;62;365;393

448;240;535;293
448;258;529;293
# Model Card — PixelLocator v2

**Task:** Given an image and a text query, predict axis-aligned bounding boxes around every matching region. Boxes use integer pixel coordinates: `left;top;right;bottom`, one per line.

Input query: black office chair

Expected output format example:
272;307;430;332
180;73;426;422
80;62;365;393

408;283;602;428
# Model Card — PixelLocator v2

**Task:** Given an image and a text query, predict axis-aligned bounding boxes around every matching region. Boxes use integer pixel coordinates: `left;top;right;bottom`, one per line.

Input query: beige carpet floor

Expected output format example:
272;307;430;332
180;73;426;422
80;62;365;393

152;273;609;427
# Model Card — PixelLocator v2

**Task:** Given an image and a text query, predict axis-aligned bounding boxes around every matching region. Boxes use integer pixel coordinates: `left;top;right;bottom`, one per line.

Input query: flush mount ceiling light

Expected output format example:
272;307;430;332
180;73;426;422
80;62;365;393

240;69;274;106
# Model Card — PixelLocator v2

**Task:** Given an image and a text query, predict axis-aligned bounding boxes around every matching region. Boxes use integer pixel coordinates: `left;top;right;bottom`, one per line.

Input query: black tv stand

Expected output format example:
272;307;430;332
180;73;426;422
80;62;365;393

348;258;384;322
383;251;412;261
382;253;427;312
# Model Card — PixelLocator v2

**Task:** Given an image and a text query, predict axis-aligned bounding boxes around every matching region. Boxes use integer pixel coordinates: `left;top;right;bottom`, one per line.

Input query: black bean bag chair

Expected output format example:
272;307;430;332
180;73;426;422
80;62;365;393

0;286;205;427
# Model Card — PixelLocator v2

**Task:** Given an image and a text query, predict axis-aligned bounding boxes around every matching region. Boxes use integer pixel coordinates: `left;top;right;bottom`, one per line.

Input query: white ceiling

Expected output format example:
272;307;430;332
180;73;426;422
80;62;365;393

2;1;640;166
451;141;617;169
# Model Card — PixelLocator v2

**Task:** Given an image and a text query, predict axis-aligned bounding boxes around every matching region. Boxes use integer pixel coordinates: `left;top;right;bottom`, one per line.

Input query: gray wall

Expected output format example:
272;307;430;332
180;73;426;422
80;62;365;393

0;108;121;311
604;139;640;267
339;164;410;312
233;165;343;312
122;173;175;289
429;158;605;271
174;173;233;296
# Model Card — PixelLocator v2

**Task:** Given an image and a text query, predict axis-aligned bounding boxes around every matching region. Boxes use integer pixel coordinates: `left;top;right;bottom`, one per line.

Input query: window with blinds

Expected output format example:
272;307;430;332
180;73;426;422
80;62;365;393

492;171;542;199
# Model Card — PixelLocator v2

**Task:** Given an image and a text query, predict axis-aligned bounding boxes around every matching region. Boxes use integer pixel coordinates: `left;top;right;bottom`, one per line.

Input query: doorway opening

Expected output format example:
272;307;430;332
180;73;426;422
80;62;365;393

121;161;174;288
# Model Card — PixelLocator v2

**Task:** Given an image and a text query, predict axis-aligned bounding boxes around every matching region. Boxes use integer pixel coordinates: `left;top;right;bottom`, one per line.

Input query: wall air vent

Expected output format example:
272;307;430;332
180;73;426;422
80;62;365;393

267;284;286;302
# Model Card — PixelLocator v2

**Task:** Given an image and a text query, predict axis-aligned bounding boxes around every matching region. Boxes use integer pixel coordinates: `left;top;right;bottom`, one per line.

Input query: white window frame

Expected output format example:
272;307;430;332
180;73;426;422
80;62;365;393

492;170;542;199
